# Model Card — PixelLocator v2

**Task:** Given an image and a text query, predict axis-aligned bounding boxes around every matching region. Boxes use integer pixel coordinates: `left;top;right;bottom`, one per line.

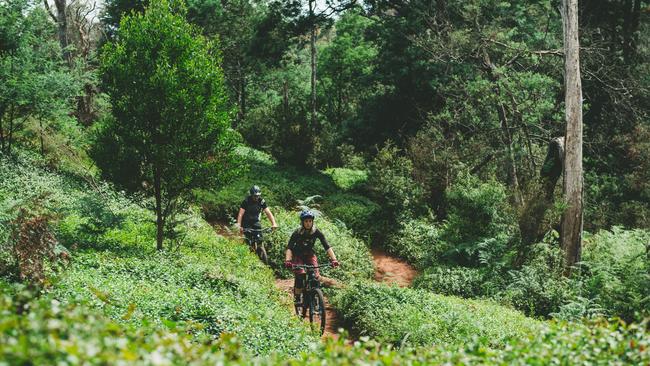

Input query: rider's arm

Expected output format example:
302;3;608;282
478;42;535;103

286;231;298;262
326;248;337;262
236;207;245;234
263;207;278;228
316;230;337;261
285;248;293;262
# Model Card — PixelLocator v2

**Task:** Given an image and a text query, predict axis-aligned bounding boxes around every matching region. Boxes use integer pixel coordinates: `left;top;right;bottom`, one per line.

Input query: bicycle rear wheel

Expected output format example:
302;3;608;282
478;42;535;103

308;288;326;335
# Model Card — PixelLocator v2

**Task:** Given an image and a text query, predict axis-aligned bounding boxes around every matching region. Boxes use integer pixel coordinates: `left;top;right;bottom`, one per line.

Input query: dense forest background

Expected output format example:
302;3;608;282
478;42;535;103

93;0;650;229
1;0;649;363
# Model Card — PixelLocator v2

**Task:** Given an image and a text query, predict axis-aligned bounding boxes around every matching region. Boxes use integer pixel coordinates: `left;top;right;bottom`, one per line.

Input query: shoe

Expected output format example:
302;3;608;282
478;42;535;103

293;294;303;305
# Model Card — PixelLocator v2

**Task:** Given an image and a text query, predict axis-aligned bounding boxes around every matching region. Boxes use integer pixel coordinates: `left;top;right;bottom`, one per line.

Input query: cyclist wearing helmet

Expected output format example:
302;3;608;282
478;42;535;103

284;210;339;302
237;185;278;238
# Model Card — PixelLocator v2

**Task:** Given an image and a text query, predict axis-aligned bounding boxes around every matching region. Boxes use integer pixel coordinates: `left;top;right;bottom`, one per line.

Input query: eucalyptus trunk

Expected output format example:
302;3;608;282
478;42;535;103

560;0;583;273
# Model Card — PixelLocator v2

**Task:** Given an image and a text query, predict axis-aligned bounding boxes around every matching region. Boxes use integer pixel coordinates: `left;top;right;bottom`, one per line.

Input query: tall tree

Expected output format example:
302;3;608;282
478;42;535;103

274;0;357;130
560;0;583;271
0;0;79;156
99;0;240;250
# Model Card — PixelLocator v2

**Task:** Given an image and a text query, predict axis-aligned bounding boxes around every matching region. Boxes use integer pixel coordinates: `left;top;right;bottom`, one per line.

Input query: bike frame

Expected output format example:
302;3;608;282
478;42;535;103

242;228;272;249
293;263;331;335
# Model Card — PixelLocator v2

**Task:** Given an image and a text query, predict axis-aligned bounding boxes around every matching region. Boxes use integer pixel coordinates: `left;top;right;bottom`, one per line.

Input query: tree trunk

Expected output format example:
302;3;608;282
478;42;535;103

154;167;164;251
309;0;317;130
43;0;71;64
497;100;523;206
560;0;583;273
241;73;247;120
283;79;289;124
482;50;523;206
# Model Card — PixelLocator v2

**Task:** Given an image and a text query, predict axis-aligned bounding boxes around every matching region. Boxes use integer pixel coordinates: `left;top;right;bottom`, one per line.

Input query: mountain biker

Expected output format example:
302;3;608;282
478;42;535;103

284;210;339;303
237;185;278;245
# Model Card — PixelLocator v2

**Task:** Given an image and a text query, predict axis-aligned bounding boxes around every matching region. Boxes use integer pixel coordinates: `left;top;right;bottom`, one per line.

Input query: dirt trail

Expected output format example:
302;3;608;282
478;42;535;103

371;248;417;287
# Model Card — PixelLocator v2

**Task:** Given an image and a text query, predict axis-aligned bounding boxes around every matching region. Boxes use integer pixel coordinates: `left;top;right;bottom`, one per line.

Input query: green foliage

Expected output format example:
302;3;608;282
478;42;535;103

296;319;650;365
385;216;442;265
331;282;541;348
51;209;318;355
323;168;368;191
439;174;516;267
320;192;380;239
572;227;650;322
413;266;485;299
263;208;374;283
367;142;425;220
97;0;241;248
4;280;648;365
501;235;572;318
0;0;81;156
1;153;317;355
0;283;250;365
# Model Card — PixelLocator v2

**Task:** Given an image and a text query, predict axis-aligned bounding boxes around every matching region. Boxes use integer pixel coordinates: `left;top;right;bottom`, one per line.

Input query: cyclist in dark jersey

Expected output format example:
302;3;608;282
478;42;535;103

284;210;339;302
237;185;278;240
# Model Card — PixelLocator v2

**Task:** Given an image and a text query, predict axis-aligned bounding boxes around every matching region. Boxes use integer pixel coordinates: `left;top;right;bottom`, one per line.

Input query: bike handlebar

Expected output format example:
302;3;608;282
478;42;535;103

242;227;275;233
291;263;334;270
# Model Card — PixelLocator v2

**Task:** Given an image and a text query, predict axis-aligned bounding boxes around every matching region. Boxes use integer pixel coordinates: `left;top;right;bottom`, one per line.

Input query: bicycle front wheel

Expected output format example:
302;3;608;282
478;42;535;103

308;288;326;335
256;243;268;264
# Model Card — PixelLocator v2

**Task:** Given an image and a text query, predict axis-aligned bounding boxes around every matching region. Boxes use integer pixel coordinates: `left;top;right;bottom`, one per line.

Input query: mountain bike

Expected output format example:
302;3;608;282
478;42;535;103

292;263;332;335
242;227;273;264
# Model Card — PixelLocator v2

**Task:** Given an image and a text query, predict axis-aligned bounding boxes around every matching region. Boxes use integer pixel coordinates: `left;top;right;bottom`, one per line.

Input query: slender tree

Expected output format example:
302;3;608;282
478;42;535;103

560;0;583;271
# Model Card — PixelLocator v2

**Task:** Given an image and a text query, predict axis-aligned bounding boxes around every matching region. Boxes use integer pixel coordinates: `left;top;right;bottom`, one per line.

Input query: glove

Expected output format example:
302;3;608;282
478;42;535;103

330;260;340;268
284;261;293;269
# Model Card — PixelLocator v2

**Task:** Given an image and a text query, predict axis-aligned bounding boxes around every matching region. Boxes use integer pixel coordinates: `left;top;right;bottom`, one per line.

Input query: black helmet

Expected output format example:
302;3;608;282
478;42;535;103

249;185;261;196
300;210;315;221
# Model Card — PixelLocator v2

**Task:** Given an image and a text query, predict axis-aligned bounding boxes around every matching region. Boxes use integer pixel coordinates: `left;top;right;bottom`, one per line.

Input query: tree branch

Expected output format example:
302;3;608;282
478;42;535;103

43;0;57;22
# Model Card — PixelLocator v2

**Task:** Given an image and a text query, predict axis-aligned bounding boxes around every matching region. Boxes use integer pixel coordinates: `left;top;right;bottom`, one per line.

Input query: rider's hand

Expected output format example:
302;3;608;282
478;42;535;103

284;260;293;269
271;224;279;231
330;260;340;268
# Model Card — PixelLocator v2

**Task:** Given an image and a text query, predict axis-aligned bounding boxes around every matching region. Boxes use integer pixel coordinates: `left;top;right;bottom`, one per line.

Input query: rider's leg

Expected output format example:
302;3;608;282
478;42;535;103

292;256;307;302
306;254;319;278
293;275;305;297
243;230;255;252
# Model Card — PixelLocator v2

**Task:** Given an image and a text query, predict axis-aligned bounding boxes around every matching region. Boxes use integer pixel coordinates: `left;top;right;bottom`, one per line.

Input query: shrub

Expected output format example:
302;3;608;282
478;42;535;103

366;142;425;219
500;235;572;317
413;266;485;298
289;319;650;365
440;174;516;268
321;192;381;239
0;284;249;365
385;216;443;265
572;227;650;322
331;282;541;348
10;208;62;284
323;168;368;191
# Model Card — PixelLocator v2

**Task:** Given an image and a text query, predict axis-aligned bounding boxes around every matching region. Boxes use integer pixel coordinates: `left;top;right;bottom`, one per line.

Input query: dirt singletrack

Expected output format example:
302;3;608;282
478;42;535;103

371;247;417;287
